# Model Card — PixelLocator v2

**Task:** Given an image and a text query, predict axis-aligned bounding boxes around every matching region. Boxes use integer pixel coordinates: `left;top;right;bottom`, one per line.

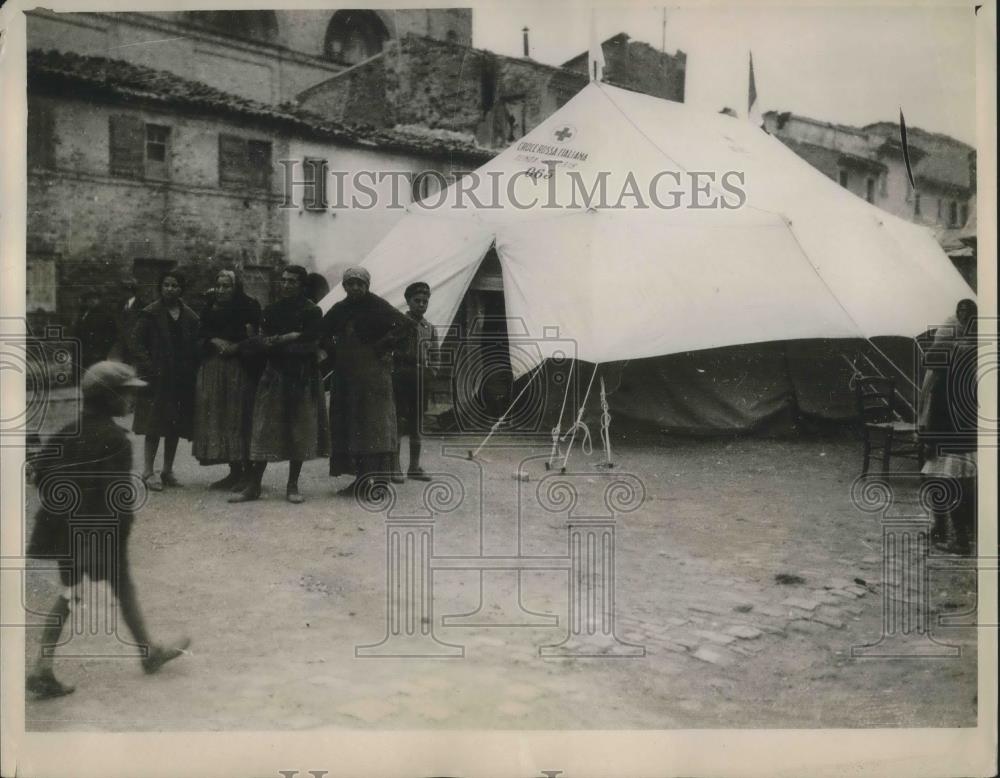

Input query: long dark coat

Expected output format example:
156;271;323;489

318;292;412;475
131;299;200;439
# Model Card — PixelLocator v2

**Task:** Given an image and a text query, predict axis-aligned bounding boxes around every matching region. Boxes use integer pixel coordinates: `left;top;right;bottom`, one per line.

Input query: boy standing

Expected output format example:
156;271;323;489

393;282;435;482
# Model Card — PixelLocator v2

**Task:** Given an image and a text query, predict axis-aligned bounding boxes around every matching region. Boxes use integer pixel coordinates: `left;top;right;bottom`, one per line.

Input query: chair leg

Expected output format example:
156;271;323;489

881;429;893;474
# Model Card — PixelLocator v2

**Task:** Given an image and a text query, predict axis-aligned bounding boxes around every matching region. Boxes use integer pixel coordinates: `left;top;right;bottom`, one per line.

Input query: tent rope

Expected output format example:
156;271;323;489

598;375;614;468
559;363;601;472
468;362;545;460
547;359;576;469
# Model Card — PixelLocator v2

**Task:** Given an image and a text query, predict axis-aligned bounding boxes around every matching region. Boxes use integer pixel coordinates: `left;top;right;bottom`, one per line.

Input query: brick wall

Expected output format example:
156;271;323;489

27;95;289;330
29;9;470;107
564;35;686;103
299;35;591;149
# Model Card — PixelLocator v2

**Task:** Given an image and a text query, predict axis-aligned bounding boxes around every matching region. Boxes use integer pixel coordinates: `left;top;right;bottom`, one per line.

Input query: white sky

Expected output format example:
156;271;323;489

472;2;978;145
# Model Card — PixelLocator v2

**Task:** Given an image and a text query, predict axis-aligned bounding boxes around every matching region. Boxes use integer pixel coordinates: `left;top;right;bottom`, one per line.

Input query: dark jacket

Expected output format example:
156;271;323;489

28;410;136;585
131;299;200;439
922;337;978;453
111;294;146;364
73;305;118;368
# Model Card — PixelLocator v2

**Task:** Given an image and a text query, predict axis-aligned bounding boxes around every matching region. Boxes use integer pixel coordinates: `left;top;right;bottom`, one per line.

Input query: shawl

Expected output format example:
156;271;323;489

319;291;412;347
262;293;322;338
199;292;262;342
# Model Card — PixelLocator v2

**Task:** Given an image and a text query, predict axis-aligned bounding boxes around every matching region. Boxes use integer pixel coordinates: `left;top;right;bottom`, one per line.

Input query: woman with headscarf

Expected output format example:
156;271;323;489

920;298;978;554
131;269;200;491
193;270;262;490
318;266;413;500
230;265;329;504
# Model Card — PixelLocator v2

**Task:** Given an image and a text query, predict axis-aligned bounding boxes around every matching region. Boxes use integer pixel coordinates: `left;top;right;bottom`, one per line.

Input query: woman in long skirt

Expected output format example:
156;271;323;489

920;299;978;555
192;270;262;490
131;270;200;491
230;265;329;504
318;266;412;500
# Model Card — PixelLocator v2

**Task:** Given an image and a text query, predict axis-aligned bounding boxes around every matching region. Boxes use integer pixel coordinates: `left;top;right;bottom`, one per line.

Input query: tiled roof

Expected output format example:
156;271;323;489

28;48;494;162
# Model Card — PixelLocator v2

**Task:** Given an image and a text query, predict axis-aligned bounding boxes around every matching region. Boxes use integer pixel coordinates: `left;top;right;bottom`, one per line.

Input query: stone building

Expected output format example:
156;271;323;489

297;32;686;151
563;32;686;103
762;111;976;287
26;8;471;106
25;48;487;331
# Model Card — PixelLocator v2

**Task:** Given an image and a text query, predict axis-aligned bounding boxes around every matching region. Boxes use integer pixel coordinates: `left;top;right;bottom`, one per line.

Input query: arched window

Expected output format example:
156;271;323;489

185;11;279;45
324;10;389;65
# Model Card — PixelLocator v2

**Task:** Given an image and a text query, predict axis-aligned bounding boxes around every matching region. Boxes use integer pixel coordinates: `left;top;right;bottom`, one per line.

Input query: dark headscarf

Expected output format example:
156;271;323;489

200;273;261;342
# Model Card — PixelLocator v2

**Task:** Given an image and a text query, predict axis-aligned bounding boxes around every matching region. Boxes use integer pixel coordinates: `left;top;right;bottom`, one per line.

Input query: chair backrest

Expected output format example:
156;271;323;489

854;375;897;424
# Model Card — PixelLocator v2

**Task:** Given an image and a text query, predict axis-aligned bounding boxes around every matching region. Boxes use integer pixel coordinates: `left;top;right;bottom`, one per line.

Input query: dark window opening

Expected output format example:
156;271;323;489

838;170;848;188
303;158;328;210
865;177;875;203
219;134;273;190
144;124;171;180
324;10;389;65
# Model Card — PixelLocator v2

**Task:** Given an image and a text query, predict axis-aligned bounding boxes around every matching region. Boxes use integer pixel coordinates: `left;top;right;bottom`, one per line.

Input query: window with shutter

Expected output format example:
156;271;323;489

219;135;272;190
303;158;328;210
248;140;273;190
219;134;249;187
109;115;146;179
28;100;56;169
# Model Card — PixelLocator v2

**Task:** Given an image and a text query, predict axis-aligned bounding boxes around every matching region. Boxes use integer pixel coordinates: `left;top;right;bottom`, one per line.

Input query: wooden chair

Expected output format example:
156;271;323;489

854;375;923;475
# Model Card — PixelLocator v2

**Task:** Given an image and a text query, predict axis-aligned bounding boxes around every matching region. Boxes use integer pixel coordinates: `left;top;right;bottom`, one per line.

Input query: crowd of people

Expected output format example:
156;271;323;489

25;263;436;699
73;264;436;503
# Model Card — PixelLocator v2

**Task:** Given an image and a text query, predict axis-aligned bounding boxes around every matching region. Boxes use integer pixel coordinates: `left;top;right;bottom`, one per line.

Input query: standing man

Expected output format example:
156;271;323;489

110;277;144;365
393;282;435;482
27;361;190;699
73;290;118;370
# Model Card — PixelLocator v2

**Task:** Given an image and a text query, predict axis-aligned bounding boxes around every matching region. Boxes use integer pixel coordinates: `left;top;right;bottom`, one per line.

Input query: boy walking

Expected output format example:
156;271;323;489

26;361;190;699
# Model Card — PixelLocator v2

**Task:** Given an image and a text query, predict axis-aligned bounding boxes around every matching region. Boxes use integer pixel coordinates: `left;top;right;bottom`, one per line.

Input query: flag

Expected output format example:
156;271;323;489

589;10;605;82
748;51;763;128
899;108;916;192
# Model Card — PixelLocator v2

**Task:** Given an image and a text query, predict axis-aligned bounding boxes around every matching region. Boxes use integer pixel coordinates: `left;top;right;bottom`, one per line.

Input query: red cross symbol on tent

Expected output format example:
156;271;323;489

553;125;575;142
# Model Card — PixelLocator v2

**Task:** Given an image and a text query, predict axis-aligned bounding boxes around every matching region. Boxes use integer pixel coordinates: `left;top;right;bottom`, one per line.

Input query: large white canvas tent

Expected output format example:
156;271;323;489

317;82;972;427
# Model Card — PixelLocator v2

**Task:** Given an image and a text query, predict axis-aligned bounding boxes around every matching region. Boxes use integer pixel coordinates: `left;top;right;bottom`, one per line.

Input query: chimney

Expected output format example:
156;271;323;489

522;26;530;57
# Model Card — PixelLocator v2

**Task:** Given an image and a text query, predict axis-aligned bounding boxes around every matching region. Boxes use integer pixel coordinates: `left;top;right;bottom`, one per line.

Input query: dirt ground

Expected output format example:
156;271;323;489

20;404;979;731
